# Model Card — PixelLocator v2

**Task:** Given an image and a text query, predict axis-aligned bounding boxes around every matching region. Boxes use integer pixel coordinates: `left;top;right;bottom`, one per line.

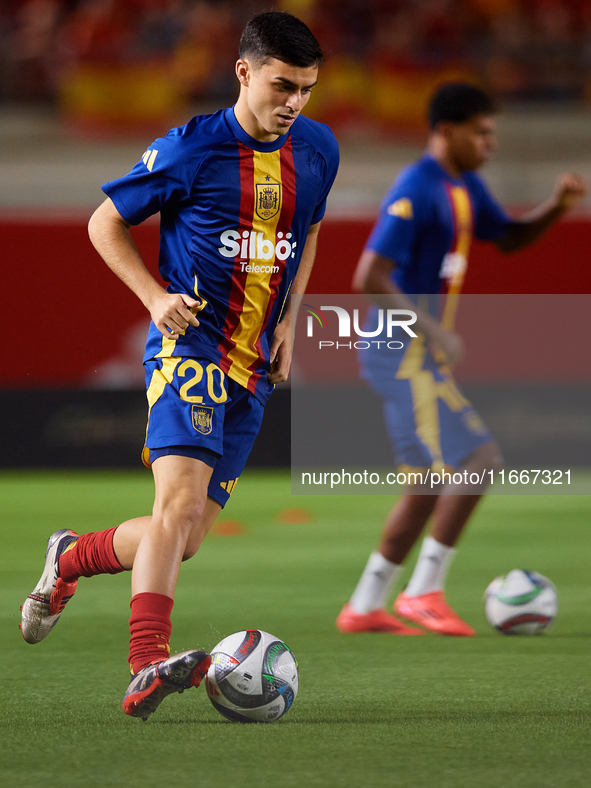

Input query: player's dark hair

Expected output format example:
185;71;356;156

239;11;324;68
428;83;497;128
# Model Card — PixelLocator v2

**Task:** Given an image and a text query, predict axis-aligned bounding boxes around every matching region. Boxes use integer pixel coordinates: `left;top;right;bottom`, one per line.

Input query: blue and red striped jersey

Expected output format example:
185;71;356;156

103;107;339;403
366;154;511;326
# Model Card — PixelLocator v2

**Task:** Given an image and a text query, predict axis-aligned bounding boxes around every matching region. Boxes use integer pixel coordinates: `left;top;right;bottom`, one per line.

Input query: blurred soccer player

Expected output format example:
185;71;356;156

337;82;585;636
21;11;338;718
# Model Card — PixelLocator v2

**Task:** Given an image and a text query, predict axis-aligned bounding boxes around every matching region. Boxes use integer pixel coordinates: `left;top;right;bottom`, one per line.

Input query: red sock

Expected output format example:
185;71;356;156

128;592;174;674
58;527;125;582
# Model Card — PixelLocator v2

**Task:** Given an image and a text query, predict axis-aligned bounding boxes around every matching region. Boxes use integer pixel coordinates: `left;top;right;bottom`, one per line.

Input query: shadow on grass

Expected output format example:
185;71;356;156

149;709;589;726
152;719;230;725
283;709;591;725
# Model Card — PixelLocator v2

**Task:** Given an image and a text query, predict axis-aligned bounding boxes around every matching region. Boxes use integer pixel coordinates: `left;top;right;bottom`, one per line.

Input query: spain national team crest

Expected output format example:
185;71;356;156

255;182;281;220
192;405;213;435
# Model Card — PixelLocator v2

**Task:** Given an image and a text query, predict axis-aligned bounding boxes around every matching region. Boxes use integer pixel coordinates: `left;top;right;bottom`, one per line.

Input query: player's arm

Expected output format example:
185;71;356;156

268;221;321;384
88;197;200;339
494;173;587;253
353;249;464;365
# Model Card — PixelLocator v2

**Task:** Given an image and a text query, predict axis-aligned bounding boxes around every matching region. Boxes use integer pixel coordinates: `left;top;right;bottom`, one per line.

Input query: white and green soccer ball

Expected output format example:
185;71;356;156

484;569;558;635
205;630;298;723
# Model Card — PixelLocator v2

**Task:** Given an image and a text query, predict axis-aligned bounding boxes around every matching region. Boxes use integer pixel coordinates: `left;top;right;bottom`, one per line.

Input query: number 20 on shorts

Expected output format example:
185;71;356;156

177;360;228;404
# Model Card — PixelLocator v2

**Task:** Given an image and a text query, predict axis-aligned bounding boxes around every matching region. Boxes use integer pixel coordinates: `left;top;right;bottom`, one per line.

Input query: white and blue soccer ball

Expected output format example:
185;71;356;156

484;569;558;635
205;630;298;723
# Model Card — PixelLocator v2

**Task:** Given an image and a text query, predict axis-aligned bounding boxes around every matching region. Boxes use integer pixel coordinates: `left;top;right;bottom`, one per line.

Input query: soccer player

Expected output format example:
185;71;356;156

21;12;339;719
336;82;586;637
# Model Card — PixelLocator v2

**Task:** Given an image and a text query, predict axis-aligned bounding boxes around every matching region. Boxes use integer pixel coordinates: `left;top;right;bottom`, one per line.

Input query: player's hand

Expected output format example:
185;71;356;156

268;319;292;384
553;173;587;212
149;292;201;339
431;328;464;367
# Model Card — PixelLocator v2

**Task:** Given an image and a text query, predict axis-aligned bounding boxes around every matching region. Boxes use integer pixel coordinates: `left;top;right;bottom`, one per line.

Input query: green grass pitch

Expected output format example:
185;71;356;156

2;470;590;787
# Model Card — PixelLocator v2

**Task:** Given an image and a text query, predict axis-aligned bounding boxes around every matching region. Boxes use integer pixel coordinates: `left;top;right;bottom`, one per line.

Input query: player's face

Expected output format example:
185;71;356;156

236;57;318;141
448;115;497;171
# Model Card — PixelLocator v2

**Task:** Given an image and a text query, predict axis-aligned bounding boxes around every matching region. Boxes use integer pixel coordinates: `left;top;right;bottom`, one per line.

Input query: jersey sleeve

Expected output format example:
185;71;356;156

310;132;340;224
101;129;196;225
365;185;426;269
469;173;512;242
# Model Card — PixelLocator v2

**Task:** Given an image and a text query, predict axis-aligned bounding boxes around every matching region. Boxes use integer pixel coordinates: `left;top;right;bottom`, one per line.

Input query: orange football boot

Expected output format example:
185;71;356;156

336;603;424;635
394;591;475;636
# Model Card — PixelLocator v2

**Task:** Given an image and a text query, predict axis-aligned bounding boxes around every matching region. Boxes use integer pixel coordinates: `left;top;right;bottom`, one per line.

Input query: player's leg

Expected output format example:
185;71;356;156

339;356;498;635
22;355;223;638
122;453;213;720
113;516;150;568
378;493;438;564
395;440;503;636
337;373;432;634
337;493;434;634
21;512;151;644
183;497;222;559
19;502;223;646
19;528;83;644
124;379;265;719
60;495;220;576
118;502;221;724
130;454;211;596
20;516;147;643
20;365;242;648
430;439;502;544
336;489;430;634
342;473;481;629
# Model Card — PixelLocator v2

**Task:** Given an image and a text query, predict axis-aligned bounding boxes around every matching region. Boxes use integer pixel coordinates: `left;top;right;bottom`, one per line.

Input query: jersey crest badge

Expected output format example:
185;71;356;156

387;197;413;219
439;252;467;283
192;405;213;435
255;183;281;220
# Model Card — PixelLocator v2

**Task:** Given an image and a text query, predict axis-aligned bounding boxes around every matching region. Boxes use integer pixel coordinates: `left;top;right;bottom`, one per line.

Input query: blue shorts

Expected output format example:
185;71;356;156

361;337;492;472
142;356;265;507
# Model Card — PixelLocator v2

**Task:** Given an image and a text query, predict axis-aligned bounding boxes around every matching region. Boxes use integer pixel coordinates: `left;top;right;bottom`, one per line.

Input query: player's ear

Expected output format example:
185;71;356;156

236;59;251;88
435;120;453;140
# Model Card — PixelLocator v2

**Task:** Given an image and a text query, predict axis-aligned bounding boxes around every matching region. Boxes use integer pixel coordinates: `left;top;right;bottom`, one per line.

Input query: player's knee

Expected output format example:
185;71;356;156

157;493;207;537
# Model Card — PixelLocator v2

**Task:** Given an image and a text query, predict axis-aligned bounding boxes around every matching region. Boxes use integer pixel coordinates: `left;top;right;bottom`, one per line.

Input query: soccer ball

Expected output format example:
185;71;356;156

205;630;298;723
484;569;558;635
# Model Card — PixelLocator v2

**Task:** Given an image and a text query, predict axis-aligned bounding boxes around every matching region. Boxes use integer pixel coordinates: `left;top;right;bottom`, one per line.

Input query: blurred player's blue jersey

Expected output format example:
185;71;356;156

367;154;511;301
360;154;511;471
103;107;339;404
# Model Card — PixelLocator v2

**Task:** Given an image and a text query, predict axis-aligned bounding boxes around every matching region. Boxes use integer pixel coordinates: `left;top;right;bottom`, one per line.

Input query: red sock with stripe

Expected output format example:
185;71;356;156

129;592;174;674
58;527;125;582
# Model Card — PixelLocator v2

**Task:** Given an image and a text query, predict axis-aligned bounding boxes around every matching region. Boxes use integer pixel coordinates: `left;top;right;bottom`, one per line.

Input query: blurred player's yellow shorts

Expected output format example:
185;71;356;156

360;337;491;472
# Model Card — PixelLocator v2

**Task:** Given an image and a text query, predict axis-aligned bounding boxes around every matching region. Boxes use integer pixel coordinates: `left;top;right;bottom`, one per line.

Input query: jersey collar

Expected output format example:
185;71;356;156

225;107;292;152
423;153;465;185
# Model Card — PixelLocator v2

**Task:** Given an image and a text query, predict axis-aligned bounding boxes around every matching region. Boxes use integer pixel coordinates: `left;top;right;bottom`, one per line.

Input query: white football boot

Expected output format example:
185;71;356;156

20;528;79;644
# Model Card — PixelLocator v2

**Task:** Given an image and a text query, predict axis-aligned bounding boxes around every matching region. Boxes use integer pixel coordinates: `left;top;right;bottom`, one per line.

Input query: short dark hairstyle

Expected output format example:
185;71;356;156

428;82;497;129
239;11;324;69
